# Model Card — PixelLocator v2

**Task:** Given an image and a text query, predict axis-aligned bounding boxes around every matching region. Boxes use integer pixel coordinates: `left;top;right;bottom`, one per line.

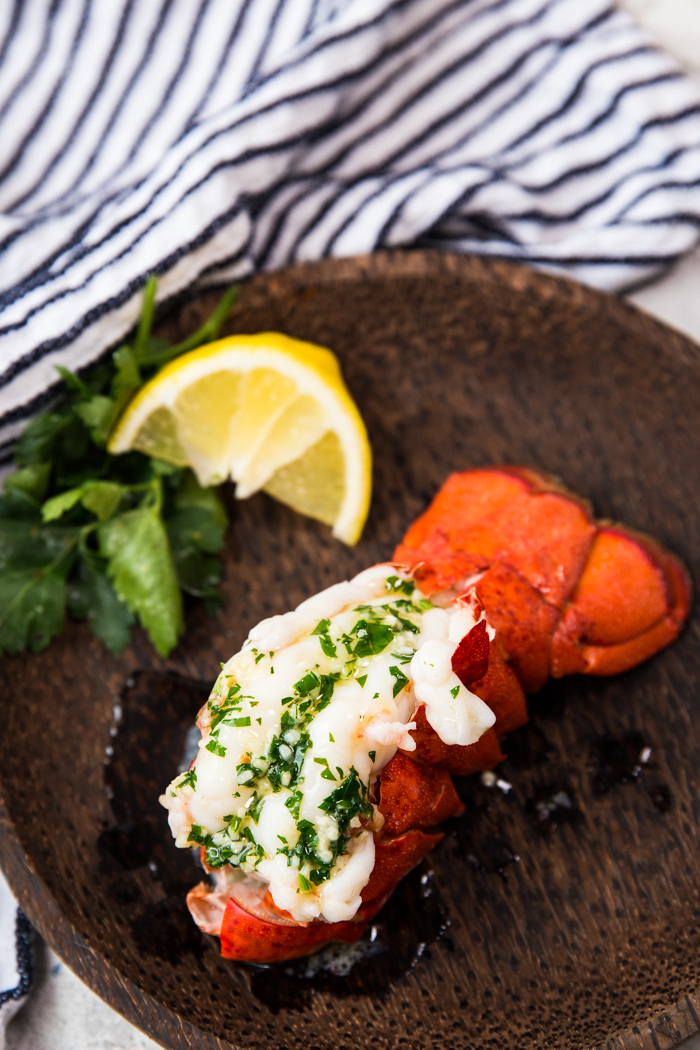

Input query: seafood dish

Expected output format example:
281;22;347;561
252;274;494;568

161;466;690;963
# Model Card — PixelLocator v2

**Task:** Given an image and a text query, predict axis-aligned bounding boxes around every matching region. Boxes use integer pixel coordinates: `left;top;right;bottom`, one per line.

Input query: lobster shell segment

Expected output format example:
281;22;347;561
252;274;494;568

219;895;368;963
395;466;691;689
552;525;692;676
396;466;595;606
378;751;465;836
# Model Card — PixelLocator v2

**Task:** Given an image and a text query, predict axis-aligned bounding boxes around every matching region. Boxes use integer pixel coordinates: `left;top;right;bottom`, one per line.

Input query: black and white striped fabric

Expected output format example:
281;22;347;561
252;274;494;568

0;871;33;1047
1;0;700;455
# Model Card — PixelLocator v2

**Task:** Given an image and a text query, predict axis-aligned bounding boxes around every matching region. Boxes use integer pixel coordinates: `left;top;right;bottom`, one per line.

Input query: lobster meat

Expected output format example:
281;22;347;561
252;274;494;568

180;467;690;963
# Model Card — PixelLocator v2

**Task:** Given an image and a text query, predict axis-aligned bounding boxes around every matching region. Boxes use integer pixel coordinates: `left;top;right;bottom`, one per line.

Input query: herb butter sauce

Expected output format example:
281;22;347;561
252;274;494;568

161;564;495;924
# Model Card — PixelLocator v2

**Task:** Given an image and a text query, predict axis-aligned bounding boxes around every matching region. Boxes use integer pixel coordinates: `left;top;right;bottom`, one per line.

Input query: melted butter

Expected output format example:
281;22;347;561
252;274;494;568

161;564;495;923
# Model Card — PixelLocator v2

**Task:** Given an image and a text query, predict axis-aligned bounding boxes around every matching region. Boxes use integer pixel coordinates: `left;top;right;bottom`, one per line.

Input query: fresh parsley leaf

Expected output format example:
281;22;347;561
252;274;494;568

0;514;78;655
3;463;50;502
66;546;134;653
450;685;460;699
98;491;183;657
0;567;69;655
0;281;237;663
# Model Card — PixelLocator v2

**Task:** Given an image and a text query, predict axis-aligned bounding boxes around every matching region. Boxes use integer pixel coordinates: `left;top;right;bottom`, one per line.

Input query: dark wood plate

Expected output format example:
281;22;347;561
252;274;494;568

1;251;699;1050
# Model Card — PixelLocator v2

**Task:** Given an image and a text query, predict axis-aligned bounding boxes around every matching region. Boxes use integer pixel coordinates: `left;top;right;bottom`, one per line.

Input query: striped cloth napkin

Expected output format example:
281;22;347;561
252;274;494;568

0;0;700;458
2;0;700;1035
0;874;32;1047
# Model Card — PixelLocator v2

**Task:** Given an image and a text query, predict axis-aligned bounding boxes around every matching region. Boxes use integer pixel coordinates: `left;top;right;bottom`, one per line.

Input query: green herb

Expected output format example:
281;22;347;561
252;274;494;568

318;767;373;833
389;665;410;698
368;751;376;762
176;768;197;790
356;674;367;687
231;716;251;728
385;575;415;596
329;732;335;742
285;790;303;820
294;670;320;696
236;762;256;784
255;653;265;664
247;793;265;824
0;278;237;659
206;739;227;757
450;685;460;699
298;873;312;893
351;619;394;657
311;618;338;658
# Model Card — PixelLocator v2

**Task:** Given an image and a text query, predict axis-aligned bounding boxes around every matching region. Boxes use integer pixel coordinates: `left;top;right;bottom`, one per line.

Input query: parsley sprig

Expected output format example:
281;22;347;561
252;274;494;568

0;278;238;658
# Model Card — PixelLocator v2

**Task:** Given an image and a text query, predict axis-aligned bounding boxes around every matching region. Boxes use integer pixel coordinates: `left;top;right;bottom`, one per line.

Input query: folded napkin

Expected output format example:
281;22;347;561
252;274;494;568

0;0;700;455
0;871;32;1048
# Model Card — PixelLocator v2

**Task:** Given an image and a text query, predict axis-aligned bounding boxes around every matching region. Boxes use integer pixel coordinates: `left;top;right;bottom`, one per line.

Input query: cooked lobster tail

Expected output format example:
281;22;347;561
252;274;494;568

184;466;690;963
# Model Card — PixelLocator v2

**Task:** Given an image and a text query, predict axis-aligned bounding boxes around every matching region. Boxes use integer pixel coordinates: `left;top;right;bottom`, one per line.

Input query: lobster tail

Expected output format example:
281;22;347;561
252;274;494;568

395;466;691;691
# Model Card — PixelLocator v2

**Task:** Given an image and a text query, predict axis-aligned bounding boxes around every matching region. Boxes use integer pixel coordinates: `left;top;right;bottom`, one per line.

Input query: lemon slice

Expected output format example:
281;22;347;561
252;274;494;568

108;333;372;545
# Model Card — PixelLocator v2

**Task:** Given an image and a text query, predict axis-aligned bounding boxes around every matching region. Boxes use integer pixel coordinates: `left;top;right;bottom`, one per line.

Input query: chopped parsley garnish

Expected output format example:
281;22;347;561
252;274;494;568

285;790;303;820
206;739;227;757
254;652;265;664
389;665;409;698
450;685;460;699
184;572;431;885
176;768;197;790
385;575;415;596
352;619;394;657
318;767;373;833
311;617;337;658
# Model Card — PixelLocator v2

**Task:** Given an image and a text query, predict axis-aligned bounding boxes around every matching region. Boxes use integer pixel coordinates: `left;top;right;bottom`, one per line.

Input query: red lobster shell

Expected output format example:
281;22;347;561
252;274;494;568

190;467;691;962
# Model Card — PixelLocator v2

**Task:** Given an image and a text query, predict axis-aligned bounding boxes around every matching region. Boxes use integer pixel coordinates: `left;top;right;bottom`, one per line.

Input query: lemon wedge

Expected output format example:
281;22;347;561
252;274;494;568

108;333;372;545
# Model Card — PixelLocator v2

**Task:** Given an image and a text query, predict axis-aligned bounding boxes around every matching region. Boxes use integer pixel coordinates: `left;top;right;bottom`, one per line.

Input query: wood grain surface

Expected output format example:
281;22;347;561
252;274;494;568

0;250;699;1050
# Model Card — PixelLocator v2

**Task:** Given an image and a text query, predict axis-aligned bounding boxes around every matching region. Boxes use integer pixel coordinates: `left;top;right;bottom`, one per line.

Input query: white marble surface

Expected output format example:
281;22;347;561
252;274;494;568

4;1;700;1048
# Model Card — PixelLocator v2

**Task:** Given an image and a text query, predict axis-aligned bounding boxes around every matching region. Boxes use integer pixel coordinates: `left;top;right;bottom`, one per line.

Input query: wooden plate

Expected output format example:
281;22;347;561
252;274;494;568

1;251;699;1050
